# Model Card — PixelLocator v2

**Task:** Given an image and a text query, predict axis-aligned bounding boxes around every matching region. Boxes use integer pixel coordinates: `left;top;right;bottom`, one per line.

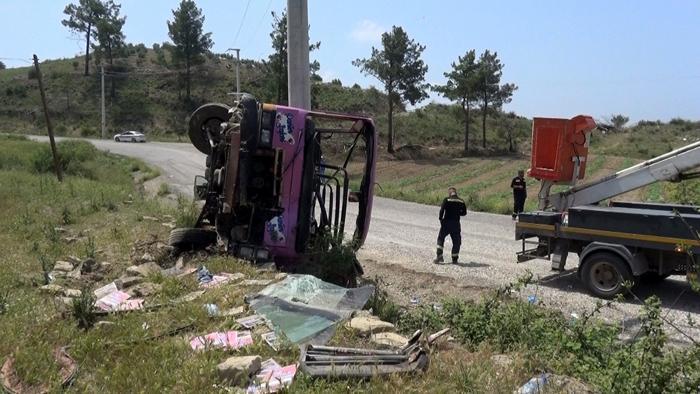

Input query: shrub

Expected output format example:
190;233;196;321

32;140;99;177
174;195;199;228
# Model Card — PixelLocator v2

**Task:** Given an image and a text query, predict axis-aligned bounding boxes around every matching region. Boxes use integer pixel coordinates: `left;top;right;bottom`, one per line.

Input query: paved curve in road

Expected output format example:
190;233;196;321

32;137;700;345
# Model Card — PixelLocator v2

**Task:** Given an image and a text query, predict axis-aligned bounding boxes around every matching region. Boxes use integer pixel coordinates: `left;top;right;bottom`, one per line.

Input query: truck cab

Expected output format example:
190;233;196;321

182;95;376;265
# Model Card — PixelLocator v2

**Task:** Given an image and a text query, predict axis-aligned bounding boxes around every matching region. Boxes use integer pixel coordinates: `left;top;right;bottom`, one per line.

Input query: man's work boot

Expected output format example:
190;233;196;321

433;256;444;264
452;254;459;264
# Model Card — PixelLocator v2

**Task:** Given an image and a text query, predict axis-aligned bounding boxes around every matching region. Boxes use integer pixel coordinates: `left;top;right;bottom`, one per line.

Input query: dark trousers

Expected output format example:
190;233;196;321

437;220;461;261
513;193;526;217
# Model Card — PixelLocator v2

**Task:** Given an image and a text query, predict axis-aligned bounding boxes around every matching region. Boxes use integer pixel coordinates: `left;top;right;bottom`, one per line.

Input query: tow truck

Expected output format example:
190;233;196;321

169;94;376;267
516;116;700;298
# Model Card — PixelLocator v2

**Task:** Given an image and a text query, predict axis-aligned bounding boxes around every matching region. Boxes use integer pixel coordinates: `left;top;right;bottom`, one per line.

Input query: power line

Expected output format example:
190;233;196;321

232;0;253;46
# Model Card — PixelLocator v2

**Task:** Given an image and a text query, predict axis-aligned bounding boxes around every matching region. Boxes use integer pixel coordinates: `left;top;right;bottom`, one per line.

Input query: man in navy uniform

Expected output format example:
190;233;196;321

434;187;467;264
511;170;527;219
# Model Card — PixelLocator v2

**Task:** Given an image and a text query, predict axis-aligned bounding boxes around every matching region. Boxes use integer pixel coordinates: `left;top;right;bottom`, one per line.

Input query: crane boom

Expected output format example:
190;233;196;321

548;140;700;211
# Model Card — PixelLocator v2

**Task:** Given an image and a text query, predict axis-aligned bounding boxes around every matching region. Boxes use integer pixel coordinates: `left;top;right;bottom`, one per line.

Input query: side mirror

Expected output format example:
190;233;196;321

193;175;208;200
348;191;361;203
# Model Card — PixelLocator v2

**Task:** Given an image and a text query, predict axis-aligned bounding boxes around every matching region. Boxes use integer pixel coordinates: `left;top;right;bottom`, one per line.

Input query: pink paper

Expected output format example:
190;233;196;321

96;290;131;311
116;298;144;311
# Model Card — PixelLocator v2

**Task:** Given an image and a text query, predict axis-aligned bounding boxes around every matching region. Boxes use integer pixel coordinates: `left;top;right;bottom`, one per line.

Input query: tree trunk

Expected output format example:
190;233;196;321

84;23;92;76
387;94;394;154
185;57;191;101
108;47;116;98
482;98;488;149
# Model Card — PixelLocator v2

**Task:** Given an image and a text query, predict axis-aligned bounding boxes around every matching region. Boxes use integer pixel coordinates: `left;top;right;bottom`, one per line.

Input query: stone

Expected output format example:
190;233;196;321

67;256;82;265
56;296;74;306
547;374;597;394
142;216;160;222
174;256;184;270
221;306;246;317
490;354;514;368
138;252;155;264
98;261;112;272
54;226;67;233
370;332;408;348
63;289;82;298
346;316;395;336
126;262;161;277
162;222;176;229
274;272;288;281
176;290;205;303
95;321;116;329
240;279;273;286
66;267;82;280
81;258;97;273
217;355;261;386
53;261;74;272
49;270;66;279
116;276;144;289
128;282;162;298
40;284;64;295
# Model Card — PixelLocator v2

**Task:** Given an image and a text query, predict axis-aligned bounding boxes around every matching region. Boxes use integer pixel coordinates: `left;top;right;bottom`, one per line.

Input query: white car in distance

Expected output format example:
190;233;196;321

114;131;146;143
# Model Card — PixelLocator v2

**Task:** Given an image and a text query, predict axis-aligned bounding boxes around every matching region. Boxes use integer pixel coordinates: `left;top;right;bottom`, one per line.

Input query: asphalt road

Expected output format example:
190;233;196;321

31;136;700;345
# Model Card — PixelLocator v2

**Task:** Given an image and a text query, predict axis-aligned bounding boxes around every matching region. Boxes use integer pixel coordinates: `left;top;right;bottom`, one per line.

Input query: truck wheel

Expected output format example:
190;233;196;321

168;228;217;250
580;252;634;299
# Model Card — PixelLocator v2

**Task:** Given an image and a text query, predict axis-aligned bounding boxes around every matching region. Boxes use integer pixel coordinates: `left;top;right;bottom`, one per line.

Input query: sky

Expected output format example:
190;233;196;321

1;0;700;122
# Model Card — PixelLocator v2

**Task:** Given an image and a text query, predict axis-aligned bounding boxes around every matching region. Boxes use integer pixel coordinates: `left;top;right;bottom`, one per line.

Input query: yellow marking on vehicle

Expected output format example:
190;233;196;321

515;222;555;231
561;226;700;246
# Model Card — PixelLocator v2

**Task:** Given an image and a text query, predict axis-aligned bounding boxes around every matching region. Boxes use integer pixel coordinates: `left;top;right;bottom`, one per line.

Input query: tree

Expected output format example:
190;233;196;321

434;50;479;153
266;10;320;104
353;26;429;153
497;112;526;153
0;61;5;70
93;0;125;98
167;0;213;101
610;114;629;131
475;50;517;148
62;0;107;76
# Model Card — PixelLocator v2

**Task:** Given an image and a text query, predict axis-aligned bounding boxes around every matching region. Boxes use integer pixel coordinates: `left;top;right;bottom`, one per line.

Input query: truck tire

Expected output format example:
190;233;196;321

580;252;634;299
168;228;217;250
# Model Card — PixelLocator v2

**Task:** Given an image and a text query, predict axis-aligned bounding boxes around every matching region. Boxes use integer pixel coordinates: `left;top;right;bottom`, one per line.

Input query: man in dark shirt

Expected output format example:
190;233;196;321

434;187;467;264
511;170;527;220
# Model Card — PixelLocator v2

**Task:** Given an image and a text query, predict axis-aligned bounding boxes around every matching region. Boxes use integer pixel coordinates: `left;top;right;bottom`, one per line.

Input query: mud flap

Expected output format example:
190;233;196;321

551;240;569;271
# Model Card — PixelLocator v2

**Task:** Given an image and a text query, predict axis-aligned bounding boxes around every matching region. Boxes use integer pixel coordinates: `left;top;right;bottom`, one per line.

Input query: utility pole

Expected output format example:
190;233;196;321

226;48;241;96
101;66;106;139
287;0;310;109
32;54;63;182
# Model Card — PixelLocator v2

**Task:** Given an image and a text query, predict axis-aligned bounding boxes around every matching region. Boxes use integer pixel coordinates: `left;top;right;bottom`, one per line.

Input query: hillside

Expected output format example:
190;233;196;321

0;46;530;151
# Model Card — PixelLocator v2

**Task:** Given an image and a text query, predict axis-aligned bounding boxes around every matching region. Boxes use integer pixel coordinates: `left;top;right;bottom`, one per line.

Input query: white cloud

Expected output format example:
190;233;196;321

349;20;385;43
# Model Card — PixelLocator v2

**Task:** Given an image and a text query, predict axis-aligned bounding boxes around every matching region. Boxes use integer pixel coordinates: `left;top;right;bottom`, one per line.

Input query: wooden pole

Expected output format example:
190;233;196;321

32;54;63;182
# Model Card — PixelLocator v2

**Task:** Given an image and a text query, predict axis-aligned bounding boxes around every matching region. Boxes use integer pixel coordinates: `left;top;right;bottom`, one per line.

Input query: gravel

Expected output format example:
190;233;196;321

32;136;700;346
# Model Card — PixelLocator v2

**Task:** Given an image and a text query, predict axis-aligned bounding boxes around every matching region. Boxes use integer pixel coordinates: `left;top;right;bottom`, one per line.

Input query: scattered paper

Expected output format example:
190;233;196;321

261;331;278;351
247;359;297;393
96;290;131;311
94;282;118;299
237;315;266;329
116;298;144;311
189;330;254;351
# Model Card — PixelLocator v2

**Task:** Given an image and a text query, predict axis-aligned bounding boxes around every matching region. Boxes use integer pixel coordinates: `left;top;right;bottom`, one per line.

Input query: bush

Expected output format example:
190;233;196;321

32;140;99;177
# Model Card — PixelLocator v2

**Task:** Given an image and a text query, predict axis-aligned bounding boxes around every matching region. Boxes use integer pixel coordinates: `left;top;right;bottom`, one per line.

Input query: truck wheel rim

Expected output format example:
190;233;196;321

590;261;620;293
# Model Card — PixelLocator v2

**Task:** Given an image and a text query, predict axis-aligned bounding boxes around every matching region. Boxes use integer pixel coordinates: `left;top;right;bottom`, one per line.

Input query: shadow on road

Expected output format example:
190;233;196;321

536;269;700;315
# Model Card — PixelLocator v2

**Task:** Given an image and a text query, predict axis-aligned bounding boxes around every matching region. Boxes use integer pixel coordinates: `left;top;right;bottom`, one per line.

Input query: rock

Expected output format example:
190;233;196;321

142;216;160;222
67;256;82;265
128;282;162;298
56;296;74;306
370;332;408;348
176;290;205;303
49;270;67;279
162;222;176;229
241;279;273;286
221;306;246;317
80;258;97;274
545;374;597;394
40;284;64;295
98;261;112;272
138;252;155;264
174;256;184;270
54;226;67;233
53;261;74;272
95;321;116;329
63;289;82;298
346;316;395;336
116;276;144;289
217;355;261;387
274;272;287;281
490;354;514;368
66;267;82;280
126;262;161;277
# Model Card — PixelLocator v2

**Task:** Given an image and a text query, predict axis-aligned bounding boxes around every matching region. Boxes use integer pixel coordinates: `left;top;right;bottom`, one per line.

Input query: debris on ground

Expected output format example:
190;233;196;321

261;331;279;351
298;330;428;378
247;274;374;344
190;330;254;351
516;373;550;394
125;262;161;277
346;315;395;337
241;279;274;287
95;289;144;312
201;272;245;289
204;303;220;316
1;347;78;393
237;315;268;329
221;306;246;317
246;358;298;393
370;332;409;348
217;355;262;387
